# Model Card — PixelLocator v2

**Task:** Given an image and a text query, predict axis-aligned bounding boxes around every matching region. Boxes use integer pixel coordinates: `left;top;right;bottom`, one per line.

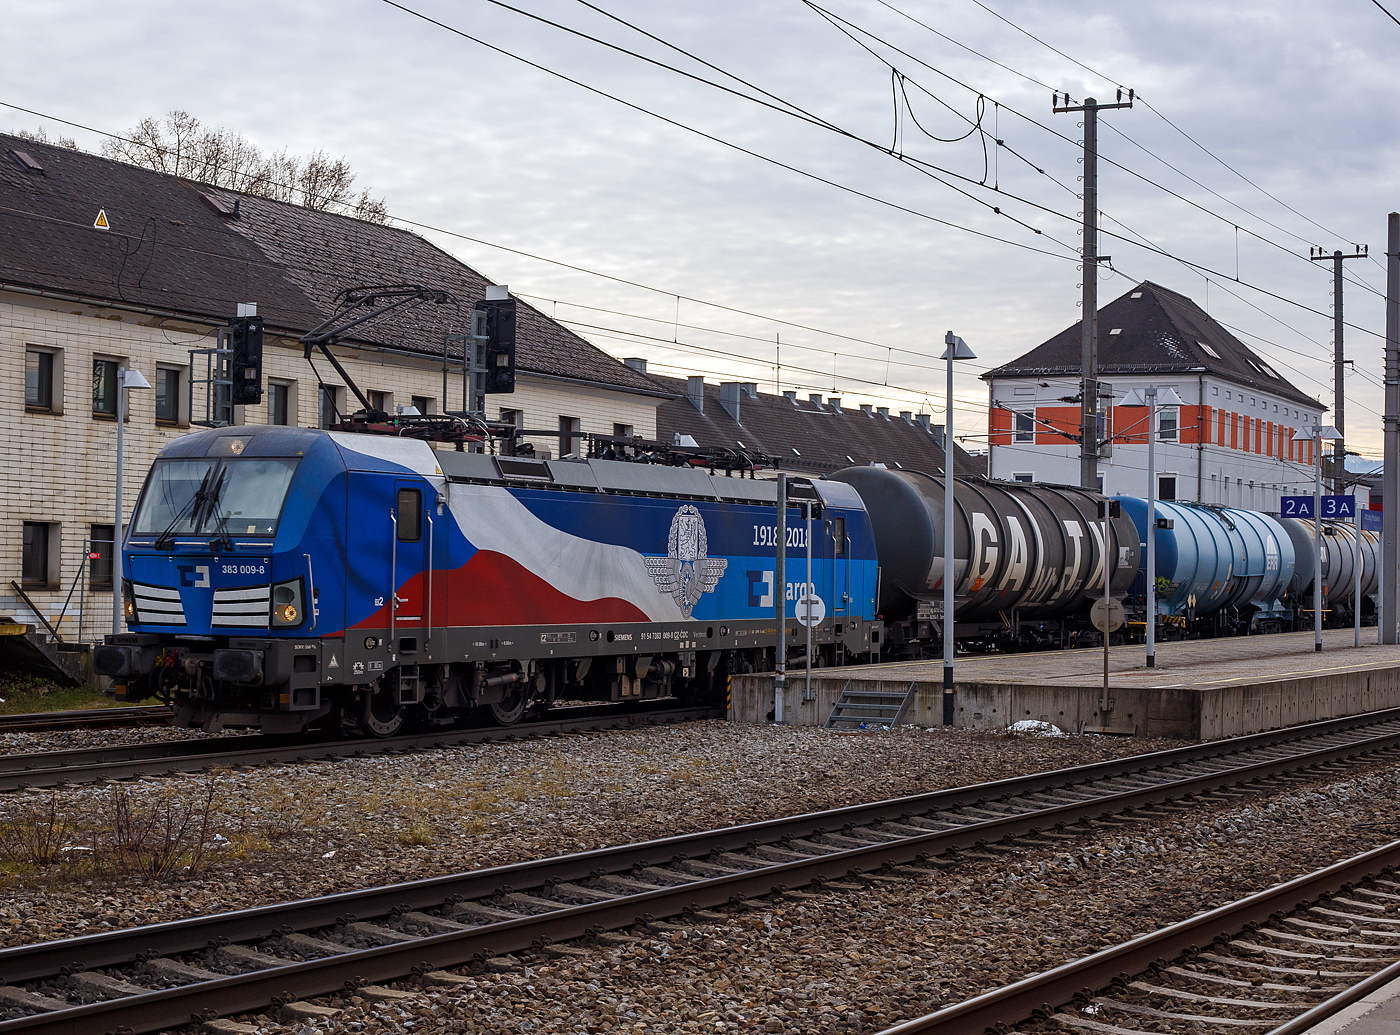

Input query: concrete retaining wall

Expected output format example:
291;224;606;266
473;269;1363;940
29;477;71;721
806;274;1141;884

730;664;1400;740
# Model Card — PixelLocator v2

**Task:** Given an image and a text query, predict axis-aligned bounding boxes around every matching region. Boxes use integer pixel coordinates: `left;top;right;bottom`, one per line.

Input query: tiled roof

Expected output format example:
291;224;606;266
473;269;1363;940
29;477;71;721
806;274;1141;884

983;280;1323;410
653;375;983;478
0;134;662;395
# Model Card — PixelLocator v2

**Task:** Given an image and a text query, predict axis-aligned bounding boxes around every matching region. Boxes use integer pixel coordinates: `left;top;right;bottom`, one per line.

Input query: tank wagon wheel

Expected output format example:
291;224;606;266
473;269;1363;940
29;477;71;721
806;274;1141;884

359;684;408;738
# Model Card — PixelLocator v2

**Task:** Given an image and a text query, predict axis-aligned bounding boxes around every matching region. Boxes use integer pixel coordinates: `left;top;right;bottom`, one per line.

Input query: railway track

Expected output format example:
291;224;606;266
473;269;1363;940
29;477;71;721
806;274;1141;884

0;706;172;734
3;708;1400;1034
879;838;1400;1035
0;702;723;793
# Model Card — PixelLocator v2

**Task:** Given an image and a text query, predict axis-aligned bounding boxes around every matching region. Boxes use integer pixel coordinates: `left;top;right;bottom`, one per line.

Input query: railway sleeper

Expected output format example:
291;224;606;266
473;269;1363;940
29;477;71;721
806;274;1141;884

1196;950;1374;978
1162;965;1330;994
1088;996;1276;1026
1128;981;1308;1010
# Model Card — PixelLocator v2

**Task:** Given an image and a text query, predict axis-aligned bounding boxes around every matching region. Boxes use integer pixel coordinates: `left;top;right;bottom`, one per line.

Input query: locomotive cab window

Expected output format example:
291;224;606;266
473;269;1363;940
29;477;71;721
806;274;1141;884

396;488;422;543
832;516;846;555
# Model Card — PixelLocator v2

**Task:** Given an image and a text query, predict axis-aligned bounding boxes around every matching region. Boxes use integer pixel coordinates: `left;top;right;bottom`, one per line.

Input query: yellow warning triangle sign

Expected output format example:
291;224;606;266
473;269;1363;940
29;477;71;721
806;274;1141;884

93;209;109;230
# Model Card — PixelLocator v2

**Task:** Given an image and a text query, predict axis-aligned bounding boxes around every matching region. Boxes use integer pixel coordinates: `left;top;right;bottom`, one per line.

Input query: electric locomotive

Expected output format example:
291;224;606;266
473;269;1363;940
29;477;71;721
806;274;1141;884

95;424;882;735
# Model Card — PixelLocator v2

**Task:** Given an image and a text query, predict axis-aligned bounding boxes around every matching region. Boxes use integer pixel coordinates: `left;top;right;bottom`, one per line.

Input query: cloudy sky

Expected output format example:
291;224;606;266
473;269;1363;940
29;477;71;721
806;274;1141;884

6;0;1399;458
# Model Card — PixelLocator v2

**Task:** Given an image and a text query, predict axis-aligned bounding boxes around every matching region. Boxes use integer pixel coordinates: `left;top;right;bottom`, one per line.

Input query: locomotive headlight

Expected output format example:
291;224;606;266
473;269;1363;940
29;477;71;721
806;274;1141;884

271;579;304;627
122;580;137;623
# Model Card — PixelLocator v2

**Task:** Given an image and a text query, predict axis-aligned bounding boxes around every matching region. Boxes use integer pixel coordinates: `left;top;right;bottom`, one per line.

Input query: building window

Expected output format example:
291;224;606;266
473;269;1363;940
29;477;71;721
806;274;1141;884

1013;410;1034;443
613;422;634;440
1157;407;1178;442
368;390;391;415
22;521;51;586
92;358;119;417
559;416;582;457
1013;473;1034;483
411;395;432;416
319;385;342;429
155;367;182;424
268;383;290;426
1096;475;1104;494
25;349;54;411
89;523;115;589
1158;476;1177;502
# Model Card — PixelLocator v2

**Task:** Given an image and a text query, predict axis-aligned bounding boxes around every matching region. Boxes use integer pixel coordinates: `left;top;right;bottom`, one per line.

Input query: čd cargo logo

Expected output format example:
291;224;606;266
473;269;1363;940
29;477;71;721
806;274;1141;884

646;505;728;619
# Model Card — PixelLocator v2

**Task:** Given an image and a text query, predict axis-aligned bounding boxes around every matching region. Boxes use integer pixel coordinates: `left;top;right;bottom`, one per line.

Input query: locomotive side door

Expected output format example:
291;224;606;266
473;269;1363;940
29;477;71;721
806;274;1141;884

390;479;430;655
828;513;848;617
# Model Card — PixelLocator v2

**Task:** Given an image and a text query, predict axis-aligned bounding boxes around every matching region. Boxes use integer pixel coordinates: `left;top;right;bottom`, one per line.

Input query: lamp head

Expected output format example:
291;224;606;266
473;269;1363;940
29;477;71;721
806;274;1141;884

940;332;976;361
120;368;152;390
1313;425;1343;441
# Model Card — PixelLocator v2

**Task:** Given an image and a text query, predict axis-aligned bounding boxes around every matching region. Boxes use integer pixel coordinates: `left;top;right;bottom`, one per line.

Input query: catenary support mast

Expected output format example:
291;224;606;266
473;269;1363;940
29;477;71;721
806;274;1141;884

1054;90;1132;490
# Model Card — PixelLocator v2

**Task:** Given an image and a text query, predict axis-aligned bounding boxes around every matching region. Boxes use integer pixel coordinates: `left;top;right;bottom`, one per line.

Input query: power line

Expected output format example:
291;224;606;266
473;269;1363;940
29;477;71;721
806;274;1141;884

382;0;1388;348
1371;0;1400;29
957;0;1371;250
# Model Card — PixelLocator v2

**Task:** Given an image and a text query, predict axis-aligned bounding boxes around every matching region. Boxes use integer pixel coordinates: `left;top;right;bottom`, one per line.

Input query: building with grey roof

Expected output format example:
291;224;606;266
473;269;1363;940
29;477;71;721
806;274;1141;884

983;280;1326;508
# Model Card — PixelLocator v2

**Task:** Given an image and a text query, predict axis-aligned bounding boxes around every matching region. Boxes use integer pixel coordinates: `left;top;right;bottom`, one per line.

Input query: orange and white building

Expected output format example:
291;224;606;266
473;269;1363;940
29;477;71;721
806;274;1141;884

984;281;1327;510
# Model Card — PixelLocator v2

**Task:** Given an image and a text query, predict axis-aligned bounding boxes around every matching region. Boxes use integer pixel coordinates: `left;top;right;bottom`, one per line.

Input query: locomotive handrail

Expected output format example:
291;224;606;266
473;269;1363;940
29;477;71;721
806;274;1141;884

389;509;398;659
303;553;316;633
424;509;434;652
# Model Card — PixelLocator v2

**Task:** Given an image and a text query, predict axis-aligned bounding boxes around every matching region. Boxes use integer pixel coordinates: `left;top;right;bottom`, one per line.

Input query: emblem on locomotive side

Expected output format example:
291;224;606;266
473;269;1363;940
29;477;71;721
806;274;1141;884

646;505;728;619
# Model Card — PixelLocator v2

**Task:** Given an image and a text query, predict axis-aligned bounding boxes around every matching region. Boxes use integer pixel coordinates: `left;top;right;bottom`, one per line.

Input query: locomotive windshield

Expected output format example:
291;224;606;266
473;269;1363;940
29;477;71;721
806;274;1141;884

132;458;300;539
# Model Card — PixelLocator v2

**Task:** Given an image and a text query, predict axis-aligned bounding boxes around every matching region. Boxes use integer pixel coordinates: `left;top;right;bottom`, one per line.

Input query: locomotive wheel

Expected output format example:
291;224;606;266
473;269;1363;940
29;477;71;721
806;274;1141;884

359;685;407;737
490;687;528;725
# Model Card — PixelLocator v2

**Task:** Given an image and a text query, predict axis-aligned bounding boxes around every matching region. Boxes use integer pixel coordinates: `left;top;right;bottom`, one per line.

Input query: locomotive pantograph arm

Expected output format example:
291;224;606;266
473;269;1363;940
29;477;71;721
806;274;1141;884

299;285;457;419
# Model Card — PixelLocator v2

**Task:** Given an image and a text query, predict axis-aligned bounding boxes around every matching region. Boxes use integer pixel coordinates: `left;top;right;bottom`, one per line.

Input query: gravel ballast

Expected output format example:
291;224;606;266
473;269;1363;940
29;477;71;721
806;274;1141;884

0;721;1187;946
214;760;1400;1034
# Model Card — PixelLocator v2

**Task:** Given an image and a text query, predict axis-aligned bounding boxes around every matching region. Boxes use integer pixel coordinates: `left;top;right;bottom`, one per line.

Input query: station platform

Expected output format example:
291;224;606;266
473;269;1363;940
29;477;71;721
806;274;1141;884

728;628;1400;739
1300;969;1400;1035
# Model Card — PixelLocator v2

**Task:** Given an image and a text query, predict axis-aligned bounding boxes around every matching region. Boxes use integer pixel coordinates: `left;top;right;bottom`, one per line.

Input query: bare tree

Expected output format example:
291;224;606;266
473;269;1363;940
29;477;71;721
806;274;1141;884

14;126;78;150
101;111;389;223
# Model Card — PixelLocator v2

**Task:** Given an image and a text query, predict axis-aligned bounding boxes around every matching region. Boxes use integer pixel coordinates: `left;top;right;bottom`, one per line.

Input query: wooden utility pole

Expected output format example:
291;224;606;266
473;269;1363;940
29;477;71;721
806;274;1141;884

1054;90;1133;490
1310;245;1368;493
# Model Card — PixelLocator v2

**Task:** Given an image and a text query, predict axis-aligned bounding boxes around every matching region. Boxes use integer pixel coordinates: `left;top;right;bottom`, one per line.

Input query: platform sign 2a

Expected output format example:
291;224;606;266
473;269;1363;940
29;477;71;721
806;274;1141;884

1280;495;1356;519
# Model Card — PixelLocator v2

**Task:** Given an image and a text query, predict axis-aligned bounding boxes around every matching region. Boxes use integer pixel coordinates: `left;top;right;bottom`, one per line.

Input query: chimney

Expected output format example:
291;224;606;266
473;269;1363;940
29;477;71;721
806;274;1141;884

932;426;946;449
828;397;842;412
719;382;742;422
783;390;797;405
915;413;931;430
686;376;705;413
860;404;874;416
623;357;647;374
877;407;890;418
809;394;823;407
740;383;759;400
900;411;912;422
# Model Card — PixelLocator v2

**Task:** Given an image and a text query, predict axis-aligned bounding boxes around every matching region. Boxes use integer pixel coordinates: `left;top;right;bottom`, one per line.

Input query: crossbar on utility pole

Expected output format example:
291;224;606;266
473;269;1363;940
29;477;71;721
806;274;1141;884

1054;89;1133;491
1310;245;1368;494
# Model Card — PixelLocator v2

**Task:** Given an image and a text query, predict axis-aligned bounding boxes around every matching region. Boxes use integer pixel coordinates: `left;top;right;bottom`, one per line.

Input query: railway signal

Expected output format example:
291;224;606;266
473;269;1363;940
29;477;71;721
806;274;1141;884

229;313;264;405
474;294;517;395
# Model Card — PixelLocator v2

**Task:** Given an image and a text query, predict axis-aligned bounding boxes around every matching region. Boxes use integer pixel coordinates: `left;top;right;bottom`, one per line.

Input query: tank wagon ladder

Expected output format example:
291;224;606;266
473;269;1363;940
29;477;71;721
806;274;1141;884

825;680;918;729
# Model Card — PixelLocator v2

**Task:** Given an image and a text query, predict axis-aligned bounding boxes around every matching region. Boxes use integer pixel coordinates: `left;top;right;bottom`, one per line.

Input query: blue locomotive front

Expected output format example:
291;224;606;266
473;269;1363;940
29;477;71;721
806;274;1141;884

96;425;883;734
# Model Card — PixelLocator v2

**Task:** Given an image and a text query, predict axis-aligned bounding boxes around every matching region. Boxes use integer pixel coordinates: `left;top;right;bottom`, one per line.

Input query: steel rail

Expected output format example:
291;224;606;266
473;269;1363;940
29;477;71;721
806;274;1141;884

3;712;1400;1033
0;703;723;791
0;705;172;733
877;840;1400;1035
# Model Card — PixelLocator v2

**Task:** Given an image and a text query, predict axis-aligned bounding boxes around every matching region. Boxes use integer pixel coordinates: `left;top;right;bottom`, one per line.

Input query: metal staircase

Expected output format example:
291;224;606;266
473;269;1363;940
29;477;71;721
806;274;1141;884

824;681;917;730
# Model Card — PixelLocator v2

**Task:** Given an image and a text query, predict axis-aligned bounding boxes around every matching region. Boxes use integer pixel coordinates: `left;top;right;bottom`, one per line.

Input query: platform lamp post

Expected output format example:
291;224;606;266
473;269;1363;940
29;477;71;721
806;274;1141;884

1121;385;1184;670
113;366;153;635
941;331;976;726
1310;424;1344;653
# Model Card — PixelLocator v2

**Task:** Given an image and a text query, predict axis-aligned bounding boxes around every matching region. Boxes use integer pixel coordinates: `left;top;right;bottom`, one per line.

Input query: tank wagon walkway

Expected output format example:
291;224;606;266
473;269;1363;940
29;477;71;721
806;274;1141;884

731;629;1400;739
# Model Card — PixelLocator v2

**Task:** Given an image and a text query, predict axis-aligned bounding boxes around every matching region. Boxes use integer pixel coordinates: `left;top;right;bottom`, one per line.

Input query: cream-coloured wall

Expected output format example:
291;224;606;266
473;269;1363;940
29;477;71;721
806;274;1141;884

1;295;661;639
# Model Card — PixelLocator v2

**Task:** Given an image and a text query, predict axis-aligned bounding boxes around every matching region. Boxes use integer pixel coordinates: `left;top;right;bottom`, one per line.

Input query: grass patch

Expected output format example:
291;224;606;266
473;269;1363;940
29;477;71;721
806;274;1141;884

0;673;114;715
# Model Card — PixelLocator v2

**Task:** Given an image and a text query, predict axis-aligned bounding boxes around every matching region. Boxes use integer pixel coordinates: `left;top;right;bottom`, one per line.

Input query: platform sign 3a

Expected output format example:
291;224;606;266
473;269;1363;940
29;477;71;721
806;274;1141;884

1280;495;1356;519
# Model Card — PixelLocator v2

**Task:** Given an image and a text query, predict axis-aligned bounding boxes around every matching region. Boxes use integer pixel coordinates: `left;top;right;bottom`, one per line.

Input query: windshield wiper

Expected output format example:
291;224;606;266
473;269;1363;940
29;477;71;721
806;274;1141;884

154;469;213;551
203;468;233;551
